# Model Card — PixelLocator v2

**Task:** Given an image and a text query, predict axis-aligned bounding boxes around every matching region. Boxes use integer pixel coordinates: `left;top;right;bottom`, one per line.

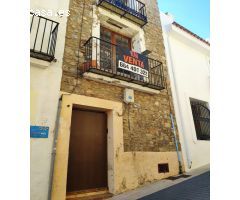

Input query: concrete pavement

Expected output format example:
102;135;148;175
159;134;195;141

108;164;210;200
140;171;209;200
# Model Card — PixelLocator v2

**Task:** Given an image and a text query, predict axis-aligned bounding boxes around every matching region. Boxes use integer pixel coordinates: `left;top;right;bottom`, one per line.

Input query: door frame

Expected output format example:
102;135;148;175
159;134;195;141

51;93;123;200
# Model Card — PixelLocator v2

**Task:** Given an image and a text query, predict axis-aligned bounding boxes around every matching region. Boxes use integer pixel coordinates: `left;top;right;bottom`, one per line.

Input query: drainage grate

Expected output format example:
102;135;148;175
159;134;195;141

166;174;191;180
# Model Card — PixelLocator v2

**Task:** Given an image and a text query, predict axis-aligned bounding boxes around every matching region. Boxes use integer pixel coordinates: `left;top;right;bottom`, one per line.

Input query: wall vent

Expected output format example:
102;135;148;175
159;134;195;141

158;163;169;173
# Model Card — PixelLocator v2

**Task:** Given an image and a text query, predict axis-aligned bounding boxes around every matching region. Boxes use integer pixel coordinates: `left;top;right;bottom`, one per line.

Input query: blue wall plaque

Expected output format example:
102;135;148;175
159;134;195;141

30;126;49;138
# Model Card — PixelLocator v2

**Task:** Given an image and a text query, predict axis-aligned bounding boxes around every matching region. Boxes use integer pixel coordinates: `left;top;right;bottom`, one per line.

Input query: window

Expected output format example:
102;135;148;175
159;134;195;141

100;26;132;74
190;100;210;140
100;27;131;49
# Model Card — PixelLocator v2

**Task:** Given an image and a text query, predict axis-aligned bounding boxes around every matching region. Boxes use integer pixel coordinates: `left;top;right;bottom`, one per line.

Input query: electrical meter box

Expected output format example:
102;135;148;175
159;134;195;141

124;88;134;103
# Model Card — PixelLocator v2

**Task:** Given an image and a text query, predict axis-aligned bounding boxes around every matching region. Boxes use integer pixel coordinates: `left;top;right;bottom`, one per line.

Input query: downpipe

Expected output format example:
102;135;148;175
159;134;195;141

164;30;192;170
170;113;183;174
47;95;62;200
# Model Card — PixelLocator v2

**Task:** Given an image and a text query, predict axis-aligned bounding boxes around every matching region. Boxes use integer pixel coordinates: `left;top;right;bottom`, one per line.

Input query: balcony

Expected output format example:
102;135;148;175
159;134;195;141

82;37;165;90
97;0;147;27
30;12;59;62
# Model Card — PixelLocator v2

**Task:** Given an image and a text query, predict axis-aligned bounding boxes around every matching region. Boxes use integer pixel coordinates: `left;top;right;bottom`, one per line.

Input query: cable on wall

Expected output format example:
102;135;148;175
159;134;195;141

70;0;86;94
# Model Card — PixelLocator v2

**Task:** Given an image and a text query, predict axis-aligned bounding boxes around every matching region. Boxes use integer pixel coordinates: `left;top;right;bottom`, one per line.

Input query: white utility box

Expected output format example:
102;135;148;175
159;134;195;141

124;88;134;103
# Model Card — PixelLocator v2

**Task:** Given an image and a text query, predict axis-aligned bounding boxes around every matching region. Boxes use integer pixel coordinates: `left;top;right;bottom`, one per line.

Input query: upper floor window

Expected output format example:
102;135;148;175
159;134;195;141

100;27;131;48
190;100;210;140
99;27;132;73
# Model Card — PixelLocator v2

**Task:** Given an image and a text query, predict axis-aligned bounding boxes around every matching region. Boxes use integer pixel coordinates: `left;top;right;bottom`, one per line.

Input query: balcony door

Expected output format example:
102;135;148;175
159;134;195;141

100;27;131;74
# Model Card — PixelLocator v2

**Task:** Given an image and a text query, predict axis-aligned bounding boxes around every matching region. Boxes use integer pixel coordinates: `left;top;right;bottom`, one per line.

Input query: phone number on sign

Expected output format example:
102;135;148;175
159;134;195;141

30;9;70;17
118;60;148;78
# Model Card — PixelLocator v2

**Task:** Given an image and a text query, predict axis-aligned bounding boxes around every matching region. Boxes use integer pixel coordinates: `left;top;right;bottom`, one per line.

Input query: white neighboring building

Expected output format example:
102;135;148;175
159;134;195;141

160;12;210;172
30;0;70;199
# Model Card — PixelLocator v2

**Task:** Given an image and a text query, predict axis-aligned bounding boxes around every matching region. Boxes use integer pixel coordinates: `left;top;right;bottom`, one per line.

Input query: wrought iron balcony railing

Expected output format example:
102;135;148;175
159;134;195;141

97;0;147;27
30;12;59;62
82;37;165;90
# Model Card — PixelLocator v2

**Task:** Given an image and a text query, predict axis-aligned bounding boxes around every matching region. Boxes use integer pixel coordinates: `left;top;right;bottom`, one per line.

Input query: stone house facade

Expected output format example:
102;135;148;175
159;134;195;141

51;0;184;199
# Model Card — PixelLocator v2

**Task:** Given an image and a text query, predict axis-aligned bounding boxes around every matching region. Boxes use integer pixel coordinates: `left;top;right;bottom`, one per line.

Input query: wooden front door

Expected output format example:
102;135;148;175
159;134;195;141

66;109;108;192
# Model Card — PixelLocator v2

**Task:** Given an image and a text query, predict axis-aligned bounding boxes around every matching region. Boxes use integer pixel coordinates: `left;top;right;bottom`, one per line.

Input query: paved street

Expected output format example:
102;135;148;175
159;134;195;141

139;171;210;200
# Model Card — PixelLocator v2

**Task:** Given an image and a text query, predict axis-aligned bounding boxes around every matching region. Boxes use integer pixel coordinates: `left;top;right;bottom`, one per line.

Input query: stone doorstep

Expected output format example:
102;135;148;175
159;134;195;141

66;188;113;200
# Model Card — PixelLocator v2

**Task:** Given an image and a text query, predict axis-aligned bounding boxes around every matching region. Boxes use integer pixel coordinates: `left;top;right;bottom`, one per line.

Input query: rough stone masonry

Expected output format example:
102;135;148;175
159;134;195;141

61;0;181;153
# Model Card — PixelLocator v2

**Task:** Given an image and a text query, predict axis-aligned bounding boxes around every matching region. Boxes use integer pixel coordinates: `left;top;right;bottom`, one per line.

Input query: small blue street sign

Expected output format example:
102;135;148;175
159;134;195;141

30;126;49;138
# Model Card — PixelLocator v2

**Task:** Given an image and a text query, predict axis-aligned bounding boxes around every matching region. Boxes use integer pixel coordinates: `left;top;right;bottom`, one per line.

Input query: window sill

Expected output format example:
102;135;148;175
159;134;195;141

30;57;51;69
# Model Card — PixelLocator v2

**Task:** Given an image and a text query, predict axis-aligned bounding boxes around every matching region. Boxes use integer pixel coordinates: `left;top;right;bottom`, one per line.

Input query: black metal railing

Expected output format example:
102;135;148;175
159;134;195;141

82;37;165;90
30;12;59;61
190;102;210;140
98;0;147;26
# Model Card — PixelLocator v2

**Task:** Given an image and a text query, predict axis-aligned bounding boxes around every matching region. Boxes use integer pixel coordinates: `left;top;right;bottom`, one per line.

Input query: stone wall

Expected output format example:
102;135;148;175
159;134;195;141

61;0;181;152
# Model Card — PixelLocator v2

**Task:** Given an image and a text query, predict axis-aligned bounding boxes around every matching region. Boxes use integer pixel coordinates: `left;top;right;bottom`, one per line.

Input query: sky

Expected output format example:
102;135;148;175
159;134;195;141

157;0;210;40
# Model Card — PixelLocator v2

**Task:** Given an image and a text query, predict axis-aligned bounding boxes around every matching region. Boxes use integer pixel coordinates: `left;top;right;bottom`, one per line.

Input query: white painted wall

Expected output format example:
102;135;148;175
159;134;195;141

160;12;210;171
30;0;69;199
